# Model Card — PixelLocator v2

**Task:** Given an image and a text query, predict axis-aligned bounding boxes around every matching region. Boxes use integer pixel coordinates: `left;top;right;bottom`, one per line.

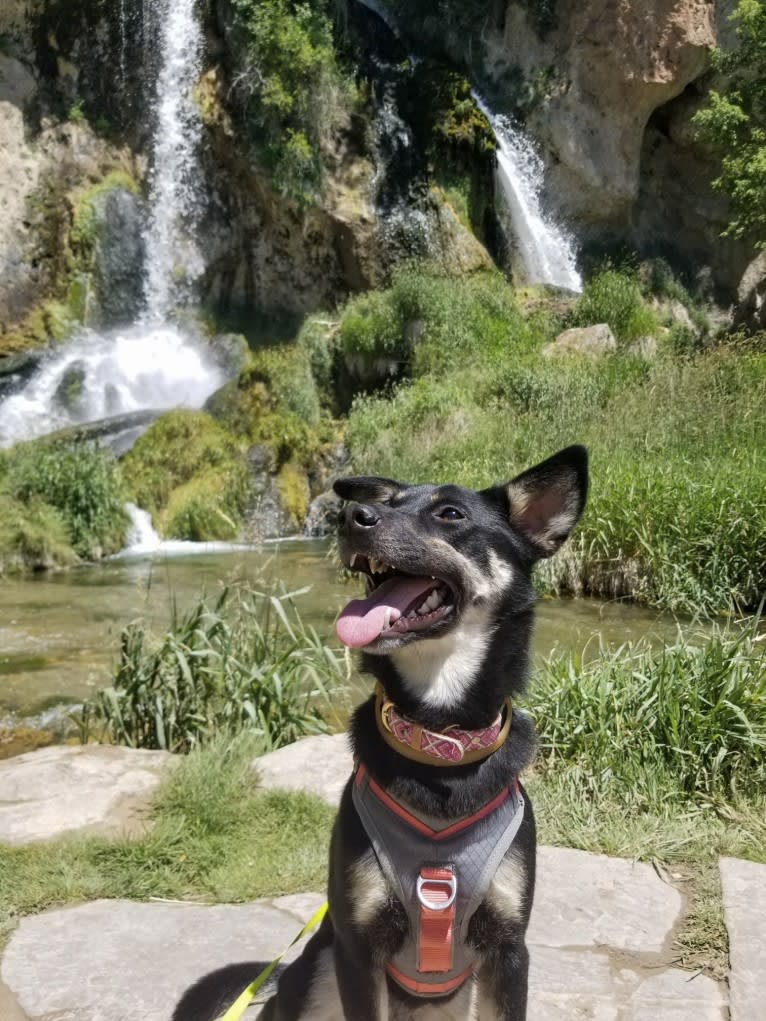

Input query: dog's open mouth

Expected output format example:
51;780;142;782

336;555;456;649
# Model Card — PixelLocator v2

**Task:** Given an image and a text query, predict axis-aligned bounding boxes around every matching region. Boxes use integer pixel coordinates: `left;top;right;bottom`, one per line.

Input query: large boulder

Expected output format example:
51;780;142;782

543;323;617;358
734;251;766;333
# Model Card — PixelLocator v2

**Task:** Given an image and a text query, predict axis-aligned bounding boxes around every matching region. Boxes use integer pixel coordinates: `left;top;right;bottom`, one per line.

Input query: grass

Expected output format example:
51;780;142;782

79;584;348;753
0;736;335;946
344;270;766;615
0;439;128;565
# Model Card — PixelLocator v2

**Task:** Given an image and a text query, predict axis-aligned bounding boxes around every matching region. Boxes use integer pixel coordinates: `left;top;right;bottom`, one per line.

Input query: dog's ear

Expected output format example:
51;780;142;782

333;476;407;503
485;446;588;558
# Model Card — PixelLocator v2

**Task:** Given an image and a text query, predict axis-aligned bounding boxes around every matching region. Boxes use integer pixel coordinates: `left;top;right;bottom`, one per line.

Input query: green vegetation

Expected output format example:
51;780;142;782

80;584;347;753
0;737;335;944
228;0;355;204
0;439;128;563
569;268;658;344
693;0;766;245
528;627;765;804
121;410;249;540
343;266;766;615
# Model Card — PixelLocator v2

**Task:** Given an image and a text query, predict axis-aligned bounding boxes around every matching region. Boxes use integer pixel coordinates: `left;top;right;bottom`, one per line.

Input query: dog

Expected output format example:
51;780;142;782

259;445;588;1021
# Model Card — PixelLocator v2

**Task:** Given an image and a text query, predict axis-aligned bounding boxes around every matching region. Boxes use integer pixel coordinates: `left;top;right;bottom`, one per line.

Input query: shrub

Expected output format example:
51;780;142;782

160;467;249;541
0;494;76;573
571;269;658;344
121;410;242;518
228;0;354;204
81;585;347;753
527;627;766;803
2;440;128;558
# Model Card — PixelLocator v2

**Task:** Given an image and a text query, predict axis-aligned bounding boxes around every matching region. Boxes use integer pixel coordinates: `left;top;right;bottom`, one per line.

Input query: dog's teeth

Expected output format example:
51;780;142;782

350;553;357;568
416;601;429;615
407;610;417;619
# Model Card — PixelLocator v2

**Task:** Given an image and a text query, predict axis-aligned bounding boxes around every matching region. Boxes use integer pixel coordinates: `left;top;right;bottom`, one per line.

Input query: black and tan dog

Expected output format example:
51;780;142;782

259;445;588;1021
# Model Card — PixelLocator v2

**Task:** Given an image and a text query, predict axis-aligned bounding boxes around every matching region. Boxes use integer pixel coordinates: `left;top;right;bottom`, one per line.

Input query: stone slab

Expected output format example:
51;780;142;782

720;856;766;1021
0;863;726;1021
254;733;353;808
1;895;326;1021
531;846;682;954
0;745;174;845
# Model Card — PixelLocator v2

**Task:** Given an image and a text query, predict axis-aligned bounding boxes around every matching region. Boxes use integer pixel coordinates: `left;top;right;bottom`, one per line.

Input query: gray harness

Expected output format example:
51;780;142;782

352;764;525;997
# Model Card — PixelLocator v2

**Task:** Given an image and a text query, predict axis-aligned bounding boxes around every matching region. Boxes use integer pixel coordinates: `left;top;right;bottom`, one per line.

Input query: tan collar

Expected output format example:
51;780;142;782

374;682;512;767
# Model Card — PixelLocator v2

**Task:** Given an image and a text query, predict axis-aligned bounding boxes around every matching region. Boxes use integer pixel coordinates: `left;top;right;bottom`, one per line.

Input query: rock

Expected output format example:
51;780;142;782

0;349;44;398
490;0;717;226
304;490;343;537
91;186;145;325
254;733;353;807
45;408;164;455
531;847;681;954
52;361;86;415
243;444;294;541
0;895;326;1021
0;856;728;1021
720;856;766;1021
543;323;617;358
0;745;175;845
734;250;766;332
210;333;251;378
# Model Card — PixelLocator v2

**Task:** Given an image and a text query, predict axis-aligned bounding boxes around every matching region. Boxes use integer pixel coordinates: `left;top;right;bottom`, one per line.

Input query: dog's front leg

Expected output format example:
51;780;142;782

476;940;529;1021
334;930;387;1021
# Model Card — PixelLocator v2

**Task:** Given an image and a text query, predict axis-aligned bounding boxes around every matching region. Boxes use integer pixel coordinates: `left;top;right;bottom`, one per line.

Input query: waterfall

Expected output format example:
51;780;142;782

124;502;162;551
473;94;582;292
141;0;206;321
0;324;226;449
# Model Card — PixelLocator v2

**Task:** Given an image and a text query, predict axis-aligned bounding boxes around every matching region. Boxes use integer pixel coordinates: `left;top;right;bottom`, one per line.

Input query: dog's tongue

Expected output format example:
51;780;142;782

336;575;435;648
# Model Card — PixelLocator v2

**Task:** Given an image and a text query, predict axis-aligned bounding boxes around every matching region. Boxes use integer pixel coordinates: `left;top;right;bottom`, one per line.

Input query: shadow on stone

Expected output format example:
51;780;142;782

172;962;283;1021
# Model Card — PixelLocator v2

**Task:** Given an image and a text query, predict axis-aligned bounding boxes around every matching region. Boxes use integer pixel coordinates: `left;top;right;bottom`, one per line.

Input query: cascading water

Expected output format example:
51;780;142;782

473;94;582;292
141;0;206;320
0;324;226;449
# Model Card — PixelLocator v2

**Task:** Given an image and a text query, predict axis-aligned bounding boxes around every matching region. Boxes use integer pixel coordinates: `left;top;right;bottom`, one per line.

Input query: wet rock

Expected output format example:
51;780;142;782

243;444;293;541
304;490;343;537
210;333;250;378
91;186;145;325
543;323;617;358
0;349;43;398
52;361;86;415
0;745;175;845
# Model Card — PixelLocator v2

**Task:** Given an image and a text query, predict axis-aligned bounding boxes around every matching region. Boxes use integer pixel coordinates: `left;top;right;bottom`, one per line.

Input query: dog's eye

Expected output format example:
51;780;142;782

437;507;464;521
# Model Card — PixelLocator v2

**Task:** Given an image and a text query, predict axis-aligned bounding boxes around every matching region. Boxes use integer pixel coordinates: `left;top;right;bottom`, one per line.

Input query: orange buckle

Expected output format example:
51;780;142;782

417;866;456;974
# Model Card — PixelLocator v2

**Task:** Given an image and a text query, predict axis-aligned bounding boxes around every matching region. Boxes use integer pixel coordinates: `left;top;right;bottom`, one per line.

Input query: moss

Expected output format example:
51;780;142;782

122;410;243;518
0;494;77;573
69;170;139;270
276;462;310;528
160;468;248;541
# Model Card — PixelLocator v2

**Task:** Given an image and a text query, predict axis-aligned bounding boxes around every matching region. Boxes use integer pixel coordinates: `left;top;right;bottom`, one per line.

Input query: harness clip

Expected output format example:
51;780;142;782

417;870;457;911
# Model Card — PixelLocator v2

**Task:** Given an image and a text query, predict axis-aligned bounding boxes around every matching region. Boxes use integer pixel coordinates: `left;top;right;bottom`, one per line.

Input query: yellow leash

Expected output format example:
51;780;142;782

218;901;329;1021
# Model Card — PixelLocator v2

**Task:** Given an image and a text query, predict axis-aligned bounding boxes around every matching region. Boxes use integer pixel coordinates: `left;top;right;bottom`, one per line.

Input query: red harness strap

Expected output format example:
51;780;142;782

417;866;456;973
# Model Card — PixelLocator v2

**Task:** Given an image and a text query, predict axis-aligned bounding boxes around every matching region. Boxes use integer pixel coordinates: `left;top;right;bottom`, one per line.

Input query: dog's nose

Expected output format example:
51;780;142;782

349;503;380;529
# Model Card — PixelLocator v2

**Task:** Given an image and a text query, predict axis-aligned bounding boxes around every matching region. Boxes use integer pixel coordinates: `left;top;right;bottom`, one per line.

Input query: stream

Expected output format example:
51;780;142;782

0;540;686;720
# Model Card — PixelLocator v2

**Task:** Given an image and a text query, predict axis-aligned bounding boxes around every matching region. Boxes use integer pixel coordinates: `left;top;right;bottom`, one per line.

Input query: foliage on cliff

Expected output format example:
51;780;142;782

694;0;766;245
226;0;355;204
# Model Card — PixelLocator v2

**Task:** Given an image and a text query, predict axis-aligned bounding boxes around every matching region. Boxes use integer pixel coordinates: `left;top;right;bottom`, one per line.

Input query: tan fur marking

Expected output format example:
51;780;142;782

349;849;388;928
486;850;527;925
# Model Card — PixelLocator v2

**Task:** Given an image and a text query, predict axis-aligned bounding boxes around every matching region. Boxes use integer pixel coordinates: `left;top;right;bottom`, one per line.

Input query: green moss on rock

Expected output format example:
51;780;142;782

160;467;248;541
122;410;243;518
276;462;310;528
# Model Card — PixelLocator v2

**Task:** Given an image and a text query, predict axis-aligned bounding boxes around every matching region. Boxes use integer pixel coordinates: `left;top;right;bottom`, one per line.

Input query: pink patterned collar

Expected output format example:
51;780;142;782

374;684;513;767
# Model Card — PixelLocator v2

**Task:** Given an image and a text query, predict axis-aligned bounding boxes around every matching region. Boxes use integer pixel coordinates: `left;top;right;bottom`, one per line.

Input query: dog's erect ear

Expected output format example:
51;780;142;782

487;446;588;558
333;476;407;503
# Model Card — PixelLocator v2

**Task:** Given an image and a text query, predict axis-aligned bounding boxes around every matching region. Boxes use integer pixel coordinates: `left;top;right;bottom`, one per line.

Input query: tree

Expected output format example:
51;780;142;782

693;0;766;245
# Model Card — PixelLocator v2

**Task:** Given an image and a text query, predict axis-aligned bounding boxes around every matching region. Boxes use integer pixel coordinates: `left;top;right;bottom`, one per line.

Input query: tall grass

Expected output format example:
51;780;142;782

81;585;347;753
346;309;766;614
526;625;766;804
